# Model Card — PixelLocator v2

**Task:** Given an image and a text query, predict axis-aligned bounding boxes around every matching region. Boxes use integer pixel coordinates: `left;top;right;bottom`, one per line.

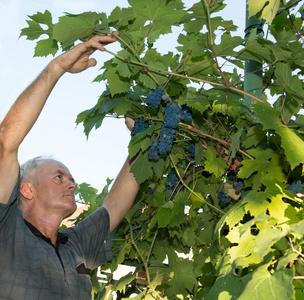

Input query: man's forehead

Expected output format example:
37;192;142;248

37;159;71;175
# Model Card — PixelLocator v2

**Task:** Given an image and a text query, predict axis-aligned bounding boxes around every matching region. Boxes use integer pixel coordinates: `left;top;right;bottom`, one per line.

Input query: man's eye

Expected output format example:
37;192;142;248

56;175;62;180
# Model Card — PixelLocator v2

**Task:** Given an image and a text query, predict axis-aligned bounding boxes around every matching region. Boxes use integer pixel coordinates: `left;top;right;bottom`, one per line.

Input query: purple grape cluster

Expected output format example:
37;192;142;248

166;171;178;191
286;180;303;195
218;190;231;207
131;117;152;137
148;126;177;159
148;140;160;160
158;126;177;154
164;101;182;128
181;105;192;122
145;88;192;160
148;187;155;194
186;142;195;165
146;86;165;109
234;181;244;192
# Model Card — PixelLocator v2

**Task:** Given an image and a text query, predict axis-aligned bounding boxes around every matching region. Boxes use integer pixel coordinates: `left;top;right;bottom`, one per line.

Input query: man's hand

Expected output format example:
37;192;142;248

51;34;118;77
125;116;135;132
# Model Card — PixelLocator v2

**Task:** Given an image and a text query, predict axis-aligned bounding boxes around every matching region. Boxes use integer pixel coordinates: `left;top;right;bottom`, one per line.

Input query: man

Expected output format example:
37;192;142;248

0;34;139;299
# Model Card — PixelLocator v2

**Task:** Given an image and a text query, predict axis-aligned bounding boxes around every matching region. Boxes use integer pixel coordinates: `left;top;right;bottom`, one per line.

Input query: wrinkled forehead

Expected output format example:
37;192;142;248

34;159;73;177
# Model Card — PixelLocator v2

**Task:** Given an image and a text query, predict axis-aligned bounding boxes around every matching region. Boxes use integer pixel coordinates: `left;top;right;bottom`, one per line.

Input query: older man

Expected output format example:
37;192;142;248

0;35;139;299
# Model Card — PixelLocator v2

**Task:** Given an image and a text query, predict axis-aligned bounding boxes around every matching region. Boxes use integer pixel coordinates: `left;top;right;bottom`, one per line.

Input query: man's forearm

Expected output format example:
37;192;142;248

103;157;140;233
0;61;63;154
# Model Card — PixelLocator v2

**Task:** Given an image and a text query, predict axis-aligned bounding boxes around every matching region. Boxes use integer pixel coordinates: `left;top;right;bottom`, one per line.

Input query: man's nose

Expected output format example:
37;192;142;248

68;181;77;192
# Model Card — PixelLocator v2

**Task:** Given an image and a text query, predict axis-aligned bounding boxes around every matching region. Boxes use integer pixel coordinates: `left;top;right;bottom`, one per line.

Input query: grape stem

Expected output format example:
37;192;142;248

179;122;254;160
129;223;151;285
169;154;225;215
104;49;268;105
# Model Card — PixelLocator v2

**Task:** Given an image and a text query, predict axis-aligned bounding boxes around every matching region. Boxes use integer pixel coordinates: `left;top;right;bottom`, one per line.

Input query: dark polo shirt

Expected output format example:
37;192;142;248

0;178;113;299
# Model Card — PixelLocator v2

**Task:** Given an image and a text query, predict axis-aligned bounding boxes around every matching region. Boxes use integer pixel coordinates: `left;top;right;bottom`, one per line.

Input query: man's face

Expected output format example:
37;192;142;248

29;159;77;219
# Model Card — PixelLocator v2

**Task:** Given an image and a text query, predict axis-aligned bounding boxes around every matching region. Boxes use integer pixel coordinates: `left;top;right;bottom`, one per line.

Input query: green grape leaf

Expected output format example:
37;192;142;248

115;271;137;293
20;21;47;40
242;125;266;148
20;10;54;41
275;61;291;89
205;254;244;300
34;38;58;57
247;0;284;24
182;2;226;34
228;228;263;266
254;103;304;169
213;33;244;57
130;151;153;184
204;147;226;178
53;12;109;48
165;256;197;299
239;262;294;300
103;68;132;95
108;6;135;27
176;33;209;57
129;0;186;36
75;182;98;205
239;148;286;190
243;191;269;217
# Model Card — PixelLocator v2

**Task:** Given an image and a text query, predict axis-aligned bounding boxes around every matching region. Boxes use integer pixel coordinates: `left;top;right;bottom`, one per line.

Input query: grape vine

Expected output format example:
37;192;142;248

21;1;304;299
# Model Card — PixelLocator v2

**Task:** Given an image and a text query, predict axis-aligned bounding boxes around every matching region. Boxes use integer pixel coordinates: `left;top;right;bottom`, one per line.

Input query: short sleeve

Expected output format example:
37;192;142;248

0;177;20;225
62;207;113;270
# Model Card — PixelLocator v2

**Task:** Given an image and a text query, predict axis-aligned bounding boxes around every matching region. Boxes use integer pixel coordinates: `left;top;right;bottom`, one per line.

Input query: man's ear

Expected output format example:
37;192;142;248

20;181;34;200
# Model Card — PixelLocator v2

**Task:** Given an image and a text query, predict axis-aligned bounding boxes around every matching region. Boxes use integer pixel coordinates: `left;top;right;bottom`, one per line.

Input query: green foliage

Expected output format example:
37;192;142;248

21;0;304;298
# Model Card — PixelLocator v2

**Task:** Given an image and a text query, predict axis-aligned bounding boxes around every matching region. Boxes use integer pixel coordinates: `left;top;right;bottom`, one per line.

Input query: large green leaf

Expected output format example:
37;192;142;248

247;0;283;24
239;262;294;300
130;151;153;184
53;12;109;48
204;147;226;178
20;10;54;40
129;0;186;36
254;103;304;169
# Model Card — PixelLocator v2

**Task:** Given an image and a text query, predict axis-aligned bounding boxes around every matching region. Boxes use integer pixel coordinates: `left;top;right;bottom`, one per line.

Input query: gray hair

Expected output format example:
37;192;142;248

20;155;56;181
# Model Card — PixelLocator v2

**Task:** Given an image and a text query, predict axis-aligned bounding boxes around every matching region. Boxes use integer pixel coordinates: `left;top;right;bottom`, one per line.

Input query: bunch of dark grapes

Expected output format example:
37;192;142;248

158;126;177;154
148;126;177;159
164;101;182;128
234;181;244;193
146;86;165;109
283;180;303;203
148;140;160;160
218;190;231;207
186;142;195;165
235;156;243;173
286;180;303;195
146;90;192;160
131;117;152;137
148;187;155;195
181;105;192;122
166;171;178;191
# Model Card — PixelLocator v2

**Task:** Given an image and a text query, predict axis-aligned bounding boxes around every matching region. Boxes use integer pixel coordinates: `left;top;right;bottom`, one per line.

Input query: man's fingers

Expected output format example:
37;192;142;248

125;117;135;131
89;34;118;47
87;58;97;68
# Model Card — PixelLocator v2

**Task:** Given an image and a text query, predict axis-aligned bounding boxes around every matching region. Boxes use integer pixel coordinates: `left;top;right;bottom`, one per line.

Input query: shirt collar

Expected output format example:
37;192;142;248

24;219;68;246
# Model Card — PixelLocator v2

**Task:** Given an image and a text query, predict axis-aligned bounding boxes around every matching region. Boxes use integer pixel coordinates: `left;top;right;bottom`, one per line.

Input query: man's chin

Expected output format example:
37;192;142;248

63;205;77;220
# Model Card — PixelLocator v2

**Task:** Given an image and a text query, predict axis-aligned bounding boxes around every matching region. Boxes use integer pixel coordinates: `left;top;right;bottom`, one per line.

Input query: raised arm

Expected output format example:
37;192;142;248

102;157;140;233
0;34;117;204
102;117;140;233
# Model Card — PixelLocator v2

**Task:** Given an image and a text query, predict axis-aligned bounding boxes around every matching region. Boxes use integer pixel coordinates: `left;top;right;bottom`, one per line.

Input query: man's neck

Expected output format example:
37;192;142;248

23;212;61;246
